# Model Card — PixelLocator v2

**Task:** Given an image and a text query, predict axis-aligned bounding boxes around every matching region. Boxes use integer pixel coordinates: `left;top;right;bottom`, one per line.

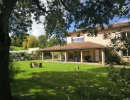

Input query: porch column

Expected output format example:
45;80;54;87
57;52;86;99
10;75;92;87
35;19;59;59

102;49;105;65
42;52;44;62
81;50;83;63
59;53;62;60
52;52;54;62
65;51;68;63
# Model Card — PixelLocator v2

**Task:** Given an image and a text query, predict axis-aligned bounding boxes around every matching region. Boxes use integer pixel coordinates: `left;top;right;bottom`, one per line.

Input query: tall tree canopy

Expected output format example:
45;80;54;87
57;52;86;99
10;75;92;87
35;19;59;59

38;35;47;48
23;35;39;49
9;0;130;38
0;0;130;99
10;33;29;46
47;38;61;47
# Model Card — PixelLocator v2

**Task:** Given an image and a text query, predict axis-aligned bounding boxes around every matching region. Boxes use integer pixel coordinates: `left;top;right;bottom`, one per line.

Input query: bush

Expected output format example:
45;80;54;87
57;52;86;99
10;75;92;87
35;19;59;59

108;66;130;99
9;55;20;82
106;52;121;65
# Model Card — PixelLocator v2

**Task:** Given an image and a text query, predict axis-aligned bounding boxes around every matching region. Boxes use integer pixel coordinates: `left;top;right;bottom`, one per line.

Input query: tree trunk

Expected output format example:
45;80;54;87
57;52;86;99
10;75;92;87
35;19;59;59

0;0;17;100
0;38;12;100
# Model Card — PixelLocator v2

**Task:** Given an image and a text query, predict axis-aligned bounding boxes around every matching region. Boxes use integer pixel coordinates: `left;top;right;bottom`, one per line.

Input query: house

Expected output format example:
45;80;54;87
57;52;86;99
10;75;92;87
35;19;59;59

39;22;130;65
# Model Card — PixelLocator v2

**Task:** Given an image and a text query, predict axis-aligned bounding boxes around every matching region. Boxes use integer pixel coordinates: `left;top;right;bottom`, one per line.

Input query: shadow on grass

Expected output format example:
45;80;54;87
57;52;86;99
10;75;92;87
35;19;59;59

11;67;114;100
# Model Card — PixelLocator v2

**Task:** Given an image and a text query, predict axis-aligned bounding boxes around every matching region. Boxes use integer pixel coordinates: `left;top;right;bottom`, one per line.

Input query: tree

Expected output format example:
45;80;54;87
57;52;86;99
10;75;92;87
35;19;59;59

0;1;18;100
38;35;47;48
10;36;22;46
47;38;61;47
22;41;27;49
23;35;39;49
10;33;29;46
10;36;16;46
0;0;129;99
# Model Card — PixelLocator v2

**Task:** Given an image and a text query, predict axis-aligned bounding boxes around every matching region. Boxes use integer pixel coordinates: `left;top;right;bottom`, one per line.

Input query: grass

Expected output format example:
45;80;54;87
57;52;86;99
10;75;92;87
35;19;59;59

11;60;113;100
10;46;24;50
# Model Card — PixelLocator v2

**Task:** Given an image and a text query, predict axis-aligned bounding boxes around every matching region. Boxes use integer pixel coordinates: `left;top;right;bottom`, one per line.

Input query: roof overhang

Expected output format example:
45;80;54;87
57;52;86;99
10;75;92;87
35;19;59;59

38;41;107;52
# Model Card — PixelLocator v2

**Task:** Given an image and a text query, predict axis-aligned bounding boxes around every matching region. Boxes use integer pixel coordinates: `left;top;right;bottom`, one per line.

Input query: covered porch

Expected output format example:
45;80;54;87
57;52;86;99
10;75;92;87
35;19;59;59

39;41;106;65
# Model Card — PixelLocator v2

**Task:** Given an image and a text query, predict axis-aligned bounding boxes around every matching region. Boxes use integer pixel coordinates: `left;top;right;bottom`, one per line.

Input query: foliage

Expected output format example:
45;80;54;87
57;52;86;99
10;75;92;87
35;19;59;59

11;52;41;61
107;20;130;100
108;66;130;100
38;35;47;48
10;34;29;47
105;50;121;65
110;31;130;52
22;41;28;49
10;36;23;47
42;0;129;37
106;47;130;100
9;1;33;37
23;35;39;49
47;38;62;47
8;0;130;41
9;54;20;82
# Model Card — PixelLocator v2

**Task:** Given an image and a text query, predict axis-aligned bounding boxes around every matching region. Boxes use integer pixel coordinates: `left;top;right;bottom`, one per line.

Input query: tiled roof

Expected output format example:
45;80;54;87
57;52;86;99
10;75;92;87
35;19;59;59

39;41;105;52
69;22;130;34
103;21;130;30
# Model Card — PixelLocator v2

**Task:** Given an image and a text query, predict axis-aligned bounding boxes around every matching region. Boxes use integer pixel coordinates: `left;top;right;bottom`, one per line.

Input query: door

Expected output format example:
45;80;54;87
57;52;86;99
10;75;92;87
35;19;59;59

95;50;99;61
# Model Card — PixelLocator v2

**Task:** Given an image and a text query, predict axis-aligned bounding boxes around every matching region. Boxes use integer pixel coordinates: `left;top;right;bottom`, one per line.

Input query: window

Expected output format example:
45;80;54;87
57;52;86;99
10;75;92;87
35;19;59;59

121;32;130;38
72;36;84;42
122;49;130;56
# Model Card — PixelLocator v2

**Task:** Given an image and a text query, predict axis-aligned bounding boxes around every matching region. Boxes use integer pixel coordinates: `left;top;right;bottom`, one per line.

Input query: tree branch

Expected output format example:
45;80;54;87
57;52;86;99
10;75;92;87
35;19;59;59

59;0;72;12
32;0;50;13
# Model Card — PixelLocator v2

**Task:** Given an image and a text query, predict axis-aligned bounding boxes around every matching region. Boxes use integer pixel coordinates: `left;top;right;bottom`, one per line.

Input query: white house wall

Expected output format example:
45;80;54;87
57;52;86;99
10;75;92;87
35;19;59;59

84;32;110;46
67;27;130;46
66;37;72;43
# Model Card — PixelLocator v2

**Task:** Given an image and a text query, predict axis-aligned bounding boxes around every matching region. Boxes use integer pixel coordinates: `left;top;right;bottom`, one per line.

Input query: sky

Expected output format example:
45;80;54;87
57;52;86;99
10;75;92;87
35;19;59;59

27;15;45;37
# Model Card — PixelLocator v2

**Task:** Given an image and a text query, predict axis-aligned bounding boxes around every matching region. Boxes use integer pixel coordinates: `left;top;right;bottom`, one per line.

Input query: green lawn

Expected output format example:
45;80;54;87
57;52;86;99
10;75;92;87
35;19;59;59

10;46;24;50
11;60;113;100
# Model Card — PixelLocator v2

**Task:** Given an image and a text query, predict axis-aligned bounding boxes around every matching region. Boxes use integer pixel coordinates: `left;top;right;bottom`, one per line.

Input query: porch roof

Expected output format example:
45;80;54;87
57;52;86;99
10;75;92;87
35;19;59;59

39;41;106;52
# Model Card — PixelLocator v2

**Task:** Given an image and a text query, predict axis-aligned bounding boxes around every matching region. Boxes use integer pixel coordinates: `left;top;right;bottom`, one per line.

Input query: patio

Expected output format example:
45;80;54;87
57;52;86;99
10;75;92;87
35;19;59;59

39;41;107;65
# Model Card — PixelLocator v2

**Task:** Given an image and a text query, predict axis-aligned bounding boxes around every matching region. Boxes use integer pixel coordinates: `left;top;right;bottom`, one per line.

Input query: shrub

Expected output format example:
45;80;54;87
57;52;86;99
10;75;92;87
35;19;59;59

9;55;20;82
108;66;130;99
106;52;121;65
